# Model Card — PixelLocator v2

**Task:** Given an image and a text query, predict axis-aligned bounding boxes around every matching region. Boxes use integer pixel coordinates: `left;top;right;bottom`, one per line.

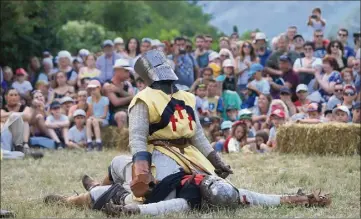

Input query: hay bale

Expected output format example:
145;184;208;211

101;126;130;152
277;123;361;155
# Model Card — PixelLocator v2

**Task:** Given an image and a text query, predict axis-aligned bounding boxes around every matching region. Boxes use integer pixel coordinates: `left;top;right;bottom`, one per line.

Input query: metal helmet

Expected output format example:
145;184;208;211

200;175;240;209
134;49;178;85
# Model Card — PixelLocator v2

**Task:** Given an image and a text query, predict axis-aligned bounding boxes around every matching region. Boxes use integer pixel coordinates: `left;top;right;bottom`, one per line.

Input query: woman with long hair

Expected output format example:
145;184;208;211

77;53;101;88
326;40;347;71
47;71;75;105
237;41;259;91
251;93;272;131
125;37;141;58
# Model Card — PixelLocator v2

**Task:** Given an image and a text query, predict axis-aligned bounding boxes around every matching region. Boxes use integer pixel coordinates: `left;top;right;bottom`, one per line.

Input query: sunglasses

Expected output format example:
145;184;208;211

344;91;355;96
332;44;340;48
243;44;251;48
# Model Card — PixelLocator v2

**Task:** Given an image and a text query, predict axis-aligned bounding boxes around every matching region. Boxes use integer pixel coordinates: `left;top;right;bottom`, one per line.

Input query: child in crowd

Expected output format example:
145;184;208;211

190;67;214;93
341;68;354;86
68;90;89;121
238;109;256;137
293;84;310;113
217;59;237;92
195;84;209;117
86;80;109;151
12;68;33;104
240;87;256;109
67;109;87;149
296;102;324;124
34;80;50;100
206;80;224;117
225;105;238;122
323;109;333;122
213;120;233;152
224;120;251;153
135;77;146;94
208;52;222;77
247;63;270;96
45;101;70;149
267;109;286;148
332;105;351;123
252;130;271;153
352;102;360;123
60;96;74;116
200;117;213;141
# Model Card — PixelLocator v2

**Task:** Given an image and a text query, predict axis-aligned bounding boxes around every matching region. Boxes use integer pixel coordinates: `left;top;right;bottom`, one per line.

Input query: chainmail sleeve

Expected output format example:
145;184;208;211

190;112;214;157
129;101;149;155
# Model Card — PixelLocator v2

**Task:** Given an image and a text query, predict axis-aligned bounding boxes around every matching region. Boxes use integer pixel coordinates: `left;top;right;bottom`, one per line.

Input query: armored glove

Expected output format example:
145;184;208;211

130;151;156;198
207;151;233;179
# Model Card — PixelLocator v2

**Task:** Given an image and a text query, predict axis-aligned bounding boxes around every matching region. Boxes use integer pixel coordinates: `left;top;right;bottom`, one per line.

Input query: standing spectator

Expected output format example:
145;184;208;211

57;51;78;86
45;101;70;149
219;48;234;65
248;63;270;96
265;35;300;78
194;35;209;69
254;32;271;67
307;8;326;31
114;37;126;55
352;101;360;123
86;80;109;151
252;93;272;131
206;79;224;117
190;67;213;93
204;35;214;52
103;59;134;129
78;49;90;62
169;36;198;87
326;82;343;110
60;96;74;116
326;40;347;71
48;71;75;105
313;56;342;102
124;37;141;66
230;32;239;43
230;43;240;59
140;38;152;55
219;36;231;50
67;109;87;149
267;109;286;148
286;26;298;51
337;28;355;59
77;53;101;87
293;35;305;57
313;30;329;58
293;41;322;86
96;40;123;83
294;84;310;113
68;90;88;121
237;41;259;91
37;58;54;84
250;31;257;43
12;68;33;104
341;68;355;86
27;56;41;85
332;105;350;123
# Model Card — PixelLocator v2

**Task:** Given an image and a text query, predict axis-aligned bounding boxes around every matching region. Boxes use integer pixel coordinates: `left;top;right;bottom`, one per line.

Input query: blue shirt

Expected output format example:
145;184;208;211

258;49;272;67
168;54;197;87
314;47;327;59
87;96;110;120
96;53;123;83
250;79;270;95
344;46;355;59
196;52;209;68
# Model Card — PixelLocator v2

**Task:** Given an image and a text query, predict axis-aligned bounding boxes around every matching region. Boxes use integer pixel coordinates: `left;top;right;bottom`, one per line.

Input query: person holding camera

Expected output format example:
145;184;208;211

307;8;326;32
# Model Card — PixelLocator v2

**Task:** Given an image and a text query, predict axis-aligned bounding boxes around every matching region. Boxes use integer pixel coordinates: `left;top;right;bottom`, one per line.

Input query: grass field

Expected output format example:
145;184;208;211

1;150;360;218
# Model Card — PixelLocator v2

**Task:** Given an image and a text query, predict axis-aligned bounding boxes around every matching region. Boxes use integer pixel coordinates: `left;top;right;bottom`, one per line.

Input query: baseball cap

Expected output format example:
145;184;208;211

200;117;212;126
208;52;220;62
222;59;234;68
279;55;292;63
270;109;286;118
102;39;114;48
15;68;27;76
296;84;308;93
114;37;124;44
50;101;61;109
307;102;319;112
280;87;291;95
142;38;152;44
248;63;264;78
73;109;86;117
60;96;74;104
238;109;252;118
352;101;360;110
113;59;134;71
255;32;267;41
87;79;101;89
332;105;351;117
221;121;233;130
343;84;356;95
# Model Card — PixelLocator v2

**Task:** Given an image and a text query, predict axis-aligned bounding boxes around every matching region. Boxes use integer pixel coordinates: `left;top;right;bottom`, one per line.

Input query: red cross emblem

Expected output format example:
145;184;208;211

170;115;178;131
175;104;184;119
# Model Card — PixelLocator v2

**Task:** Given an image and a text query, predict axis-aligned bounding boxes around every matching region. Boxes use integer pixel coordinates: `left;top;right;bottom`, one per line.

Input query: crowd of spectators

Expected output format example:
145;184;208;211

1;7;360;157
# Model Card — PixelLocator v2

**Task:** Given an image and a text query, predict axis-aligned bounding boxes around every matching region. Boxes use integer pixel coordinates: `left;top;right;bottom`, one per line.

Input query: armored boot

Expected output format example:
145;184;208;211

92;183;131;210
82;174;100;191
103;203;140;216
280;189;331;207
44;192;92;208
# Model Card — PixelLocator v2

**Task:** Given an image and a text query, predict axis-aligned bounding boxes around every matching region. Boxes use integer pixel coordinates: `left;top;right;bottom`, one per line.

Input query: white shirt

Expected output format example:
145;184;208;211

12;81;33;95
309;18;326;31
68;126;86;143
293;57;322;70
227;138;240;153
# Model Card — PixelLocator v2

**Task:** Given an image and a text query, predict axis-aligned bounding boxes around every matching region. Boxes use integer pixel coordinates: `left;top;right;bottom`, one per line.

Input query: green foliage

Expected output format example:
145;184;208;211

240;28;261;40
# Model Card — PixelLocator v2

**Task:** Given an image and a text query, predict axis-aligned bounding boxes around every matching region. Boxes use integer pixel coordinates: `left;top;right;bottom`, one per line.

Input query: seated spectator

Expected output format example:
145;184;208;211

307;7;326;32
48;71;75;105
293;34;305;57
67;109;87;149
294;84;310;113
324;109;333;122
224;120;249;153
326;40;347;71
29;90;53;138
238;109;256;138
37;57;54;84
34;80;50;100
77;53;101;88
134;77;146;94
225;105;238;122
206;80;224;117
252;93;272;131
72;57;83;73
332;105;351;123
78;48;90;62
313;56;341;102
68;90;89;121
248;63;270;96
218;59;237;92
45;101;70;149
326;81;343;110
296;102;324;124
103;58;134;129
190;67;213;93
236;41;259;90
250;130;271;153
293;41;322;86
199;117;212;141
12;68;33;104
213;120;233;153
208;52;222;77
27;56;41;85
254;32;272;67
313;30;329;58
86;80;109;152
279;87;297;116
341;84;357;114
195;84;209;117
57;50;78;86
60;96;74;116
352;101;360;123
219;48;234;65
267;109;286;148
341;68;354;86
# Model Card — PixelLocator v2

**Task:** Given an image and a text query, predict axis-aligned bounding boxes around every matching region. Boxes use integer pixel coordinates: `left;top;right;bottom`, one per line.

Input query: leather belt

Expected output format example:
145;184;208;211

148;138;190;149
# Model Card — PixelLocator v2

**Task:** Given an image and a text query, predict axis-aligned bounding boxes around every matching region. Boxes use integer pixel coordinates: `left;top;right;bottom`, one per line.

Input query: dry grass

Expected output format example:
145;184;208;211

1;150;360;218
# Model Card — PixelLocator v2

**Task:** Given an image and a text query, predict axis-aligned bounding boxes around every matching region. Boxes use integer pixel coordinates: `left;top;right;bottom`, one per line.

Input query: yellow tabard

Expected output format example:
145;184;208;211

129;87;216;175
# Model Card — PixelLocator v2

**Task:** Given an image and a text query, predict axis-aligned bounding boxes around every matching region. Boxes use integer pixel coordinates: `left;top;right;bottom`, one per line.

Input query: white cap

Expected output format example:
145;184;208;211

114;37;124;44
238;109;252;118
296;84;308;93
175;84;190;91
208;52;220;62
60;96;74;104
73;109;86;117
255;32;267;41
57;50;73;62
332;105;350;117
79;49;90;57
113;58;134;71
222;59;234;68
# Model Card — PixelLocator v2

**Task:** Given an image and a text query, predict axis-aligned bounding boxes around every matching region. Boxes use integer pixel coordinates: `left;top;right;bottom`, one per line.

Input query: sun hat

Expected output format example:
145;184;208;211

113;59;134;71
